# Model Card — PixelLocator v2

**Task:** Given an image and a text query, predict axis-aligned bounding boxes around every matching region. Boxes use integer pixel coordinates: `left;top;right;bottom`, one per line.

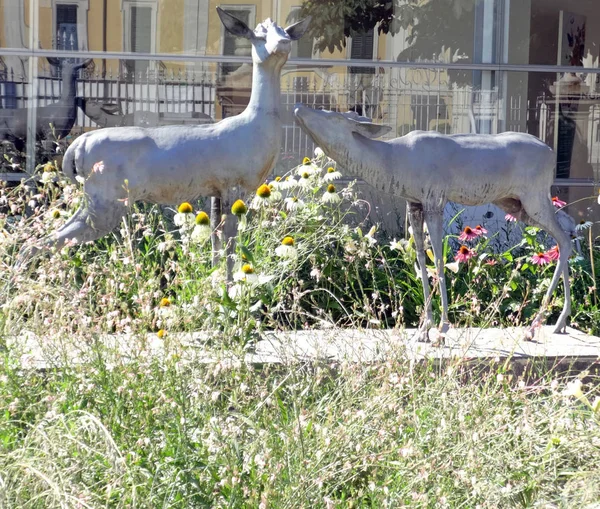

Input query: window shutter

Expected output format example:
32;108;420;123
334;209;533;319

131;6;152;53
350;29;375;74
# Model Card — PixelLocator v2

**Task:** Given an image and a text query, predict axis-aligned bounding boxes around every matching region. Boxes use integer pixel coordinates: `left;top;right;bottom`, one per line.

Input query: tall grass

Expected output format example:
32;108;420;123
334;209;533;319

0;152;599;507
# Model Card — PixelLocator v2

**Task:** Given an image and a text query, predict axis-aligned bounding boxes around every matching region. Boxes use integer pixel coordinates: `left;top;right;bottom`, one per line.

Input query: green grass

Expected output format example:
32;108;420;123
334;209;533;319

0;153;599;507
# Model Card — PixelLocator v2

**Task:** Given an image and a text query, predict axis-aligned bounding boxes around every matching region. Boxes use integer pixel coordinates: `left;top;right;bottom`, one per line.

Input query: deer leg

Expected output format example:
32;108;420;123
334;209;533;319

424;210;450;335
408;202;433;339
16;197;127;270
518;195;572;336
210;197;223;267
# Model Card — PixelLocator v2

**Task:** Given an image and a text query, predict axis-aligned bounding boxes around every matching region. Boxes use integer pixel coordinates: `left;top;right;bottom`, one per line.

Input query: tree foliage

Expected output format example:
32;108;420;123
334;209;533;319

293;0;476;64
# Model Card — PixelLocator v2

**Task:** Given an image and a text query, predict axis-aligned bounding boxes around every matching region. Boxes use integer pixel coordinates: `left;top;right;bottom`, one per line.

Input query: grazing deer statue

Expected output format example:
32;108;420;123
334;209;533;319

0;57;93;152
294;105;574;340
18;9;310;282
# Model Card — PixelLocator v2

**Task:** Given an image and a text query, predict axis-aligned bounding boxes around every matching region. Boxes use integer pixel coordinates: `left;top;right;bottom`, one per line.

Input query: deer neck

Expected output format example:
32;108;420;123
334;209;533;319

329;134;401;190
60;71;77;103
244;59;283;118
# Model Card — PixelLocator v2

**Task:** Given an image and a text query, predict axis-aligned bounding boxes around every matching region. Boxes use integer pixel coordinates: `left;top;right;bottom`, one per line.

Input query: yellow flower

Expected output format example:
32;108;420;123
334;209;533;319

327;184;336;193
157;329;166;339
52;209;61;219
43;162;55;172
302;156;311;165
256;184;272;199
241;263;254;274
159;297;171;307
195;211;210;225
178;202;193;214
322;184;341;203
276;236;297;258
275;176;281;182
231;199;248;216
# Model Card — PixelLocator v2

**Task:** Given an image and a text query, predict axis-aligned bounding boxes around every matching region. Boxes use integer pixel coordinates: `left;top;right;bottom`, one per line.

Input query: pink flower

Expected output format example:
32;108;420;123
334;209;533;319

458;226;478;242
455;245;475;262
546;245;559;261
485;258;498;266
551;196;567;208
505;213;517;222
531;252;551;265
92;161;105;173
474;225;488;236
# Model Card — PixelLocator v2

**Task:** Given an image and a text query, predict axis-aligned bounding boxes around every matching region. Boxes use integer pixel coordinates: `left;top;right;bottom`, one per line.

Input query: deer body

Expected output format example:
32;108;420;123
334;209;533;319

294;105;573;338
22;10;310;281
0;58;92;151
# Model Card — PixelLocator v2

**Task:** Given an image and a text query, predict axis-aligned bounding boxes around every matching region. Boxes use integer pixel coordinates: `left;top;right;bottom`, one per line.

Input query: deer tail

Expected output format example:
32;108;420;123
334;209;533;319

60;137;84;183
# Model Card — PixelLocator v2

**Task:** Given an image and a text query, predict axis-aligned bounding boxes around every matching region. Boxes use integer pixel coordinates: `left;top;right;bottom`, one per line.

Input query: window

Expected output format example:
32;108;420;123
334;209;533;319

56;5;78;50
289;7;313;59
220;5;255;77
52;1;89;52
349;29;375;74
122;0;158;76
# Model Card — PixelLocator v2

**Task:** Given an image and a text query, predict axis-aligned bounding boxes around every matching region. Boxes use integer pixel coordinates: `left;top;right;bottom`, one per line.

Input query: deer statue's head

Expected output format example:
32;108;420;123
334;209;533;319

217;7;311;70
294;105;391;151
46;56;94;97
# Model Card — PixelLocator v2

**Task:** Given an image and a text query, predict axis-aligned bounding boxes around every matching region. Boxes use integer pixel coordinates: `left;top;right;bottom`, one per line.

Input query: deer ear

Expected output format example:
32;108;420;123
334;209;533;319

72;58;94;70
351;122;392;139
284;16;311;41
217;7;255;39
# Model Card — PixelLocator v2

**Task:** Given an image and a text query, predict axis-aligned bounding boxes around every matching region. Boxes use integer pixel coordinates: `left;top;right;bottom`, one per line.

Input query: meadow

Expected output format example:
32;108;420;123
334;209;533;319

0;150;599;507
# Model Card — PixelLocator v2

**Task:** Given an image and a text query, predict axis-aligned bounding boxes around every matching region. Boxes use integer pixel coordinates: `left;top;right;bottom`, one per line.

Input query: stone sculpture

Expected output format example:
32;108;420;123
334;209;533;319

19;9;310;281
0;57;93;152
294;105;574;339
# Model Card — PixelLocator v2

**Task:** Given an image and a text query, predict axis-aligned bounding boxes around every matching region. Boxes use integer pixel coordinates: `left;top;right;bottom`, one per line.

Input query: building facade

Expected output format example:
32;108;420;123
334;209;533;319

1;0;599;230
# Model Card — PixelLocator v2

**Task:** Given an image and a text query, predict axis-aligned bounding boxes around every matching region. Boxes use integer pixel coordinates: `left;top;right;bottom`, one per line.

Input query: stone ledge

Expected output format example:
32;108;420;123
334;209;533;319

5;326;600;372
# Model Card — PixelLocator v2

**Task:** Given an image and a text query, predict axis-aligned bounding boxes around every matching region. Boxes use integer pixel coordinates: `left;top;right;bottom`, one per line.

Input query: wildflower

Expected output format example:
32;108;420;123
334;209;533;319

92;161;105;173
314;147;324;158
191;211;211;243
41;171;55;183
178;202;193;214
284;196;305;211
251;184;272;209
195;211;209;225
268;184;282;202
322;184;341;204
231;199;248;216
552;196;567;208
234;263;259;283
297;157;320;176
302;156;311;165
474;225;488;236
563;379;588;404
323;166;342;181
389;238;403;251
279;176;297;190
157;329;166;339
576;220;592;231
445;261;460;273
365;225;377;245
485;258;498;266
52;209;61;219
455;245;475;262
174;202;195;227
531;252;551;265
298;172;312;187
43;161;55;172
275;236;298;259
546;245;560;261
505;213;517;222
458;226;478;242
159;297;171;307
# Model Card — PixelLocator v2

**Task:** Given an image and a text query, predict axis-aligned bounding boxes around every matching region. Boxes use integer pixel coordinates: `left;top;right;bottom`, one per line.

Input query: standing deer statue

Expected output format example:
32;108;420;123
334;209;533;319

0;57;93;152
294;105;574;340
18;9;310;281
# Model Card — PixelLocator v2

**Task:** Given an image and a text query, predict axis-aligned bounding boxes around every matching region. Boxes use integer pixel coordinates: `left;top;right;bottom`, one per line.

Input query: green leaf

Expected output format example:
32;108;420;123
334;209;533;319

240;245;254;264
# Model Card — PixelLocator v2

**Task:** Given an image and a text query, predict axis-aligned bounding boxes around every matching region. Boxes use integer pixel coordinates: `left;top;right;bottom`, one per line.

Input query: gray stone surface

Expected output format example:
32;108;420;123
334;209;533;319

6;326;600;370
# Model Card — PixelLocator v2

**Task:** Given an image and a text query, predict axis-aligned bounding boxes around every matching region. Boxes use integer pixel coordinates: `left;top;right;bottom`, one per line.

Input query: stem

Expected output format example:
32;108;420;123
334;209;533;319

589;227;597;306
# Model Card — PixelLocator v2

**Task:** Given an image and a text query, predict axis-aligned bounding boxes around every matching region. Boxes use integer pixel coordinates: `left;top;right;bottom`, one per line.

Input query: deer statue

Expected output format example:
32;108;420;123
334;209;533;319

294;105;574;340
17;9;310;282
0;57;93;152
